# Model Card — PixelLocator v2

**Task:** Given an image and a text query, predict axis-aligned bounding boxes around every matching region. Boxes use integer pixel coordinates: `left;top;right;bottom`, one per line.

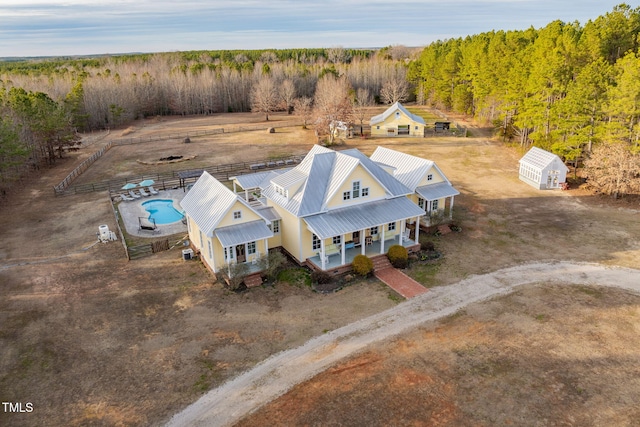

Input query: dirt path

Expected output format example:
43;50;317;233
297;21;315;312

166;261;640;427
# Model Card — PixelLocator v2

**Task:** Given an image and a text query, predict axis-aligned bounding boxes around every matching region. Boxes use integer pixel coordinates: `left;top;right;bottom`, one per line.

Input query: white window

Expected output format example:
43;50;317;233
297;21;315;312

376;125;380;130
333;235;341;245
224;247;234;260
362;187;369;197
312;234;321;251
388;222;396;231
270;220;280;234
352;181;360;198
187;217;191;232
415;126;419;130
370;226;378;236
343;191;351;200
199;231;203;248
247;241;256;255
432;199;439;211
233;210;242;220
207;240;213;260
418;198;425;209
427;174;433;181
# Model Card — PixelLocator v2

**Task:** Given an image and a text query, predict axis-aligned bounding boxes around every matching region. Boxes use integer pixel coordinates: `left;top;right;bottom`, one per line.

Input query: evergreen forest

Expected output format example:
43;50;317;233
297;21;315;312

1;4;639;197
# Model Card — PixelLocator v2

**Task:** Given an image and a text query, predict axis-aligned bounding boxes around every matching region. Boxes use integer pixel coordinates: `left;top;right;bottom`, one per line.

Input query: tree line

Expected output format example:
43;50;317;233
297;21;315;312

0;46;415;193
408;3;640;196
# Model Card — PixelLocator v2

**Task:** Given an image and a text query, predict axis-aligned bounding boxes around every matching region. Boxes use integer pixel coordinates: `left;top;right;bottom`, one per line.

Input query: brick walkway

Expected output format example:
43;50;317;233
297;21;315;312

372;257;428;298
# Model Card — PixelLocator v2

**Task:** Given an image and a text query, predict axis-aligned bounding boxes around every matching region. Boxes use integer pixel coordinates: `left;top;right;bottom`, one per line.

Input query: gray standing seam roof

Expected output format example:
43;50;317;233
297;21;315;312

416;182;460;201
304;197;425;239
215;220;274;247
340;149;412;197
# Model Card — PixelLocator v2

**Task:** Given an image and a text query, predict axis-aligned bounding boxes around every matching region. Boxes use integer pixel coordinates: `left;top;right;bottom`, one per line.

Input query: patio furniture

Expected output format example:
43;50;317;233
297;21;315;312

148;186;159;195
139;187;150;197
120;193;135;201
128;190;141;199
365;236;373;246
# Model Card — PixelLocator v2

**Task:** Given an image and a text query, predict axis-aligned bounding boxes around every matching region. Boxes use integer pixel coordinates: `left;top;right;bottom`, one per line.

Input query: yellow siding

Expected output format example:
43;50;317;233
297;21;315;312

267;220;282;249
416;167;445;186
217;200;262;227
326;165;387;209
268;201;304;262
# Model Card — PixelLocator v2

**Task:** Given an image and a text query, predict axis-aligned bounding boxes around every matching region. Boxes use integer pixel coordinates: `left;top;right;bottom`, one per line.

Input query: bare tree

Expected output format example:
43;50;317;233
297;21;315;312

352;87;374;135
583;142;640;197
293;96;313;128
327;46;351;64
313;76;353;145
280;79;296;114
380;77;410;104
250;76;278;120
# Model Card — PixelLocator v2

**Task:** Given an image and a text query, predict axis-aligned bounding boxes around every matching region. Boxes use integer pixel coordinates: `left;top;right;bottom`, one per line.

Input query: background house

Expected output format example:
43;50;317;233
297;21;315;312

519;147;569;190
370;102;425;137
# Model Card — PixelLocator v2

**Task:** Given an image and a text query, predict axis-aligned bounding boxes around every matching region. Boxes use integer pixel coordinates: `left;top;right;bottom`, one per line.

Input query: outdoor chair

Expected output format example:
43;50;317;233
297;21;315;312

128;190;141;199
139;188;150;197
121;193;135;201
148;186;159;195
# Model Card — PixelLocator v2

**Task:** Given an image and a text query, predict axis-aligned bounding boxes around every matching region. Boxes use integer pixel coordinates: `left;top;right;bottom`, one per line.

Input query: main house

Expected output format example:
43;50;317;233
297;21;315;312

181;145;458;277
370;102;426;137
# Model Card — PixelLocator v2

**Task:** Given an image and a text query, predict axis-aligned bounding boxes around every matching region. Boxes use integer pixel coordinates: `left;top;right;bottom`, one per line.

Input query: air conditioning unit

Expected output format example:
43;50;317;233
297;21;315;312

182;248;194;260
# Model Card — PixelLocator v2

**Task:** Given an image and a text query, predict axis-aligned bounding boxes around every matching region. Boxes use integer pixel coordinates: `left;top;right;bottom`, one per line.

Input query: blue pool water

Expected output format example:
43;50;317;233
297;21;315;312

142;199;184;225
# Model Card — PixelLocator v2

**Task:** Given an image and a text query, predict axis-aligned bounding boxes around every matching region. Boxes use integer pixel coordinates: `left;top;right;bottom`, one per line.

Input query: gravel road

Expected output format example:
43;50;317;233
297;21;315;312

166;261;640;427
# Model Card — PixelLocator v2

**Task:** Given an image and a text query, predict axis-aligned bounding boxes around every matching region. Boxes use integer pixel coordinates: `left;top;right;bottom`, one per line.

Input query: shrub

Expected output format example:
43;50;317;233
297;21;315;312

387;244;408;268
311;270;332;285
226;262;250;290
258;250;287;282
352;254;373;276
421;240;435;252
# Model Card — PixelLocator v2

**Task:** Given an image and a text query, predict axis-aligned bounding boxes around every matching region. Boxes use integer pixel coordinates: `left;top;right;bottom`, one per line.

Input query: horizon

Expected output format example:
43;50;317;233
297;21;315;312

0;1;630;58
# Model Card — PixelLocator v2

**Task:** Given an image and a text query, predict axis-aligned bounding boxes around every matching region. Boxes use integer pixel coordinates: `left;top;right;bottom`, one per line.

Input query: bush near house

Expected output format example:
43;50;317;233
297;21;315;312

387;245;408;268
352;254;373;276
311;270;333;285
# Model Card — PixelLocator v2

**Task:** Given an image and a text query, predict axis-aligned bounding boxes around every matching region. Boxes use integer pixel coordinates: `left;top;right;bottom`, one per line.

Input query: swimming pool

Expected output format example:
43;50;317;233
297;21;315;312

142;199;184;225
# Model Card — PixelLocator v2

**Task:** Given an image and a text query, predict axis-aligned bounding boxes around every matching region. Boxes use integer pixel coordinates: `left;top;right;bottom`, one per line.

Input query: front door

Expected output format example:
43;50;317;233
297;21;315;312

236;244;246;263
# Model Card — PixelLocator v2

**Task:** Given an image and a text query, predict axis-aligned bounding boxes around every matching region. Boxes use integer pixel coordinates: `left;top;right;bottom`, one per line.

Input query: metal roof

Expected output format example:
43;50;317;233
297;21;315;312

304;197;425;239
271;168;306;189
370;102;426;125
416;182;460;201
215;220;273;247
233;169;290;190
180;171;239;237
253;205;281;222
519;147;567;170
341;148;412;197
370;146;435;191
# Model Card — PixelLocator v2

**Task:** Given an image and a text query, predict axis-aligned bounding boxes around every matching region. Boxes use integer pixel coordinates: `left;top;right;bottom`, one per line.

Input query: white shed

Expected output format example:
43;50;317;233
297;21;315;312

518;147;569;190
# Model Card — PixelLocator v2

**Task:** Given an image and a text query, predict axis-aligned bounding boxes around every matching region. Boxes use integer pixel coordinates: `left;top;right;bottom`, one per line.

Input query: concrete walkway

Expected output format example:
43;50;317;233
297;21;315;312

375;267;429;298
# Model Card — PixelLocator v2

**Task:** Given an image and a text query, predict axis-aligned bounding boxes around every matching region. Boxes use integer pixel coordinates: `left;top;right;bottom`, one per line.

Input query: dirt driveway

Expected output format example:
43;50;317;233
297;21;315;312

1;110;639;426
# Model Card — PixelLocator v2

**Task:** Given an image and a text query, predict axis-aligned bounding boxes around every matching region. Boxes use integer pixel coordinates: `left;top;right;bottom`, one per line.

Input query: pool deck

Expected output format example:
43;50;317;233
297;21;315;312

116;188;188;238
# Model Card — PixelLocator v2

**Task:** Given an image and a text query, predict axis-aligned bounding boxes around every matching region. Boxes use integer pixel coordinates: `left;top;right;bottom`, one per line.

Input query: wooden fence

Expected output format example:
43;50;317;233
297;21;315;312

54;154;305;196
53;119;302;195
127;236;186;260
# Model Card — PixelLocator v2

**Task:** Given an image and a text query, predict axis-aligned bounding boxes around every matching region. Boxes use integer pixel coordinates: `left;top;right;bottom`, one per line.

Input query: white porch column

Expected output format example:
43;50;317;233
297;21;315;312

264;238;269;267
341;235;346;266
361;228;366;255
400;219;405;246
380;225;385;254
227;246;232;277
449;196;455;219
415;217;420;243
320;239;326;270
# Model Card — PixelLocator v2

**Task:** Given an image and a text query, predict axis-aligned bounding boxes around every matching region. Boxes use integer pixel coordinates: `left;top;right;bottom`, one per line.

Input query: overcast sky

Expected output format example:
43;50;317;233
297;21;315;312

0;0;627;58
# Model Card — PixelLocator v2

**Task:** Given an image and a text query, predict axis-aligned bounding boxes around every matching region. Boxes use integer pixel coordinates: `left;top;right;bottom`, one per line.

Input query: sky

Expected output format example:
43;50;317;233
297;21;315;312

0;0;629;58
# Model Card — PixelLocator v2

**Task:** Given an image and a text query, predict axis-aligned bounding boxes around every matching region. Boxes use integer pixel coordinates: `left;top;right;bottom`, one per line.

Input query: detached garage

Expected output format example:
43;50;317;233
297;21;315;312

519;147;569;190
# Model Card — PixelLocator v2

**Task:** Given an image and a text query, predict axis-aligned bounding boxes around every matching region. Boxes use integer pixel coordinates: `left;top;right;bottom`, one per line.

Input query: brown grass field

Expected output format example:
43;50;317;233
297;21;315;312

1;108;640;426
